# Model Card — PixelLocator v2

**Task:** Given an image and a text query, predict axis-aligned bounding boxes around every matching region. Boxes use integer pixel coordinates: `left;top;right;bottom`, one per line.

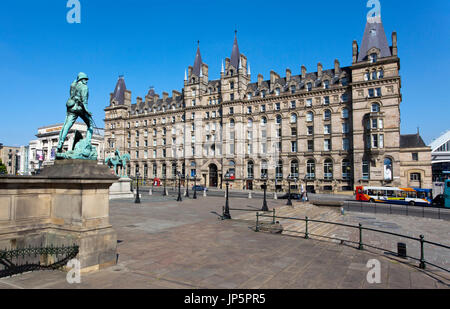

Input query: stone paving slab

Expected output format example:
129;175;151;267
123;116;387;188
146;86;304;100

0;196;448;289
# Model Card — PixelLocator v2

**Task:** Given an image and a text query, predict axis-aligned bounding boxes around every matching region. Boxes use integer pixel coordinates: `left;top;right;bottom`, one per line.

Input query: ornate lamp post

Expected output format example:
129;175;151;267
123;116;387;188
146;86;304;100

261;173;269;212
135;172;141;204
185;175;190;198
223;171;231;220
287;175;293;206
193;175;197;199
177;172;182;202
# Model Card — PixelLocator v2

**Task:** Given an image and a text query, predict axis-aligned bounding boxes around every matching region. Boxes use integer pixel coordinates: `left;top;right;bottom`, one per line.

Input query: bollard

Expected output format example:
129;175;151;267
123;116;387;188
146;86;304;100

358;224;364;250
305;216;309;239
203;189;207;197
184;189;187;197
274;192;278;200
165;189;169;196
255;212;260;232
149;189;152;196
397;243;407;258
419;235;426;269
249;191;252;199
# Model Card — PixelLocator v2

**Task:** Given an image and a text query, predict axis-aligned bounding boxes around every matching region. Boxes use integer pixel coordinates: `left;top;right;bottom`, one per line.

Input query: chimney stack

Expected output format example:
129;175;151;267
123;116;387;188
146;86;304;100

286;68;292;82
136;97;142;105
301;65;307;78
352;40;359;63
258;74;263;87
172;90;181;99
270;70;280;85
317;63;323;78
392;32;398;56
334;59;341;75
162;92;169;101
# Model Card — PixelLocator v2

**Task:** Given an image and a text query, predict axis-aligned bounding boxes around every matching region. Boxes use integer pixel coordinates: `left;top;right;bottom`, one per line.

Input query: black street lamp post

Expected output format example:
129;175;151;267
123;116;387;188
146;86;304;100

162;177;167;196
287;175;293;206
223;171;231;220
177;172;182;202
135;172;141;204
262;174;269;212
185;176;190;198
193;176;198;199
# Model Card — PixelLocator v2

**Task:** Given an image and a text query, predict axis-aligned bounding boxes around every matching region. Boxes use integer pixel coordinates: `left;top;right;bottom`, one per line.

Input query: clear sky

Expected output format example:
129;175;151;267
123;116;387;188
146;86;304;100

1;0;449;147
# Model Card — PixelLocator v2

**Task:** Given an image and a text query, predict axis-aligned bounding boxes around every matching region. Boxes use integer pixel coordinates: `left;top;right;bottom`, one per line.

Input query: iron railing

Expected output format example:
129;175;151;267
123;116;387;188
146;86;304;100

254;211;450;273
0;244;79;278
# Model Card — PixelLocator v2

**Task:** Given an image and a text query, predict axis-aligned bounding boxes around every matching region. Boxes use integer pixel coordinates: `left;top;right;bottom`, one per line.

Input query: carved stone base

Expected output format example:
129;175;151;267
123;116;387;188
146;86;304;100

0;160;119;272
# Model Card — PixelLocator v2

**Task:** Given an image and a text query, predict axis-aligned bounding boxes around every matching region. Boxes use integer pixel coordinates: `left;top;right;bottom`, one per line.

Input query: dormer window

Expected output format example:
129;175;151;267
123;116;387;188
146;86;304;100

341;77;348;86
230;70;234;75
290;85;296;94
261;90;266;98
247;93;252;100
275;88;280;96
307;82;312;91
370;53;378;63
324;80;330;89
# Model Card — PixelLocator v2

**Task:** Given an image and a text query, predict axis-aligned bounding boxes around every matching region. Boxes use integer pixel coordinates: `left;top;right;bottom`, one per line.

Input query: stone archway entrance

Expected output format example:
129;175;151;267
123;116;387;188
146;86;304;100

209;164;218;188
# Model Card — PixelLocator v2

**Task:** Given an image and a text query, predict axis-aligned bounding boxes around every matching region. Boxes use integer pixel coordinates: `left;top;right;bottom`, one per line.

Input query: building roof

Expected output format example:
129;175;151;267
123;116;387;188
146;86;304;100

192;44;203;77
358;17;392;62
230;32;240;70
112;76;127;105
430;130;450;152
400;134;427;149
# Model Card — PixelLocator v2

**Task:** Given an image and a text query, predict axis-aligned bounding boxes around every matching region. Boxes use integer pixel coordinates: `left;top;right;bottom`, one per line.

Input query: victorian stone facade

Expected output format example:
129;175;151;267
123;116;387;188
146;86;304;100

104;14;432;192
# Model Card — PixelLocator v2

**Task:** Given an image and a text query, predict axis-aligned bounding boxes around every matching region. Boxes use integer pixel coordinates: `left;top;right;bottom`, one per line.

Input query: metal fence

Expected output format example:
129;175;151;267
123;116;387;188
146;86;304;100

0;245;79;278
254;212;450;273
343;201;450;221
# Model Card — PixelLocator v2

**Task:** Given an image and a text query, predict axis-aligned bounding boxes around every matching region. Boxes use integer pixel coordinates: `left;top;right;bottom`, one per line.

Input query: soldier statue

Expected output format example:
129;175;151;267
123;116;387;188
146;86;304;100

57;72;95;153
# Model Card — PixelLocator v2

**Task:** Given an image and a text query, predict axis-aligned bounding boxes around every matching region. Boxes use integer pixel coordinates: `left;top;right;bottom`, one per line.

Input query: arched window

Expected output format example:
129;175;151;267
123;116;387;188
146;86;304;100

230;82;235;90
230;119;235;128
290;114;297;124
307;160;315;180
324;110;331;121
261;117;267;125
342;108;349;119
261;160;268;178
276;115;282;125
364;71;370;81
371;70;377;80
378;69;384;79
247;161;254;179
342;159;351;180
371;103;380;113
276;160;283;179
384;158;393;181
291;160;299;178
306;112;314;122
324;159;333;180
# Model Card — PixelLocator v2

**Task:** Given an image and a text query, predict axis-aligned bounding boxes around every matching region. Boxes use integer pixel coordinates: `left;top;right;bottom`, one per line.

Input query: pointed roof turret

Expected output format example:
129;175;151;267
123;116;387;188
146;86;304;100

358;16;392;62
112;75;126;105
192;41;203;77
230;30;241;70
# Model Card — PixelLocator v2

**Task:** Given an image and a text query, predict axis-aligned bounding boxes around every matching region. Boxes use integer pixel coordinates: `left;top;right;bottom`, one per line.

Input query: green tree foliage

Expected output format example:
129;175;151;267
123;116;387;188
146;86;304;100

0;159;7;175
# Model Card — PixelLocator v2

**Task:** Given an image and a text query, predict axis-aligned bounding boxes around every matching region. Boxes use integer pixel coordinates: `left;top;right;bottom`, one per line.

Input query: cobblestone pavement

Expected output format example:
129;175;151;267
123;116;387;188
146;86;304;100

0;195;448;289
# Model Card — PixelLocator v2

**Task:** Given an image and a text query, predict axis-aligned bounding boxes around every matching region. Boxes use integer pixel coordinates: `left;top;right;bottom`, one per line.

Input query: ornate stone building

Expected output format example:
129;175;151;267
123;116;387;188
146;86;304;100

104;14;432;192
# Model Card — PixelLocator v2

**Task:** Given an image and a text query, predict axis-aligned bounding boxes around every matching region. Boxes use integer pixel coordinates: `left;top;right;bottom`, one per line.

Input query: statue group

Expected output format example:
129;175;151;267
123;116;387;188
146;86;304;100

105;149;131;177
56;72;98;161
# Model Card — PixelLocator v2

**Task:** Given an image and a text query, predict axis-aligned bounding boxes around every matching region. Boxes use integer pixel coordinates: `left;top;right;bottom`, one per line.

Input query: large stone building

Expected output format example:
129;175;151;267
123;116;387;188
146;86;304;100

28;123;105;175
0;144;20;175
104;13;432;192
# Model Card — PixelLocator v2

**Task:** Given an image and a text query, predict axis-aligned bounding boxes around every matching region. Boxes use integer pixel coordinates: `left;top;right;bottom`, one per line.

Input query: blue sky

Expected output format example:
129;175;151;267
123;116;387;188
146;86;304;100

1;0;449;146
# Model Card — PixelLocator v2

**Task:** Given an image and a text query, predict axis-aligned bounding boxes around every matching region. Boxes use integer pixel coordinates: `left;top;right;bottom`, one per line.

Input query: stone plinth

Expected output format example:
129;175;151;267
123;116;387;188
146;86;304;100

0;160;119;273
109;177;134;200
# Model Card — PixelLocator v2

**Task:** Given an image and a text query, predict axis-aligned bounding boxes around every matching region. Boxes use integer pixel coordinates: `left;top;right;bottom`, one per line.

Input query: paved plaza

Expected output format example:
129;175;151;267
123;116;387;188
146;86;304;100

0;195;448;289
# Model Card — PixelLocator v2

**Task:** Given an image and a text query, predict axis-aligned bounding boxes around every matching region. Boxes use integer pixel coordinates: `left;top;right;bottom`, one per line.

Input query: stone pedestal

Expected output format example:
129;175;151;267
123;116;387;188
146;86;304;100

0;160;119;273
109;177;134;200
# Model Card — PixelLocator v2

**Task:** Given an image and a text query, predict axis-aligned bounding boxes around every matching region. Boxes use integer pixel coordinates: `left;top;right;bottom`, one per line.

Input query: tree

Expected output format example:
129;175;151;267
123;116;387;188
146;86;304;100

0;159;7;175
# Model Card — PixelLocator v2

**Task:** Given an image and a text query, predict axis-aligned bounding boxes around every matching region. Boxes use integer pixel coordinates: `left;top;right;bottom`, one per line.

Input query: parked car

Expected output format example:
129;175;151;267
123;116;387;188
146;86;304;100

192;185;208;192
279;193;301;200
433;194;445;207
